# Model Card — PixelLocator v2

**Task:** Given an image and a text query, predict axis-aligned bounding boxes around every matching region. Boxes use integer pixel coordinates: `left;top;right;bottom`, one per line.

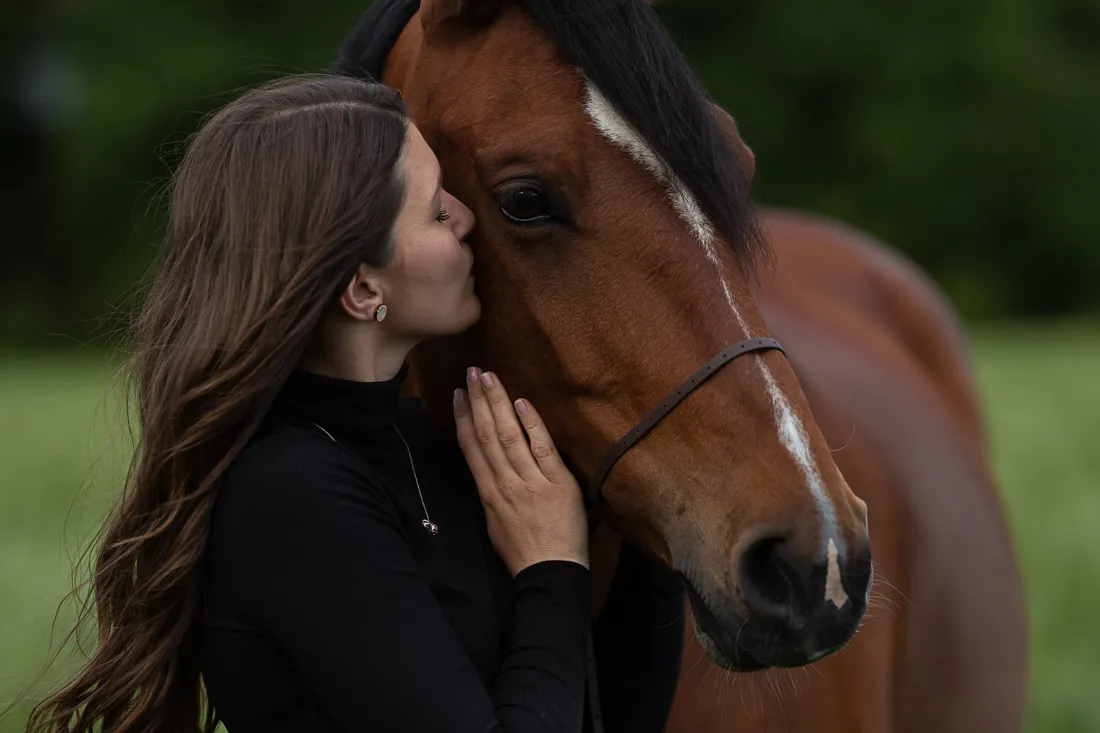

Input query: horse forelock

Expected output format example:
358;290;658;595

331;0;421;80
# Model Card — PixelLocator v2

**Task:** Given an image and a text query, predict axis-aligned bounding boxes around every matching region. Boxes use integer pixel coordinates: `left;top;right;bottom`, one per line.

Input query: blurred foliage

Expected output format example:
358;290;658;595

660;0;1100;318
0;0;1098;345
0;0;369;347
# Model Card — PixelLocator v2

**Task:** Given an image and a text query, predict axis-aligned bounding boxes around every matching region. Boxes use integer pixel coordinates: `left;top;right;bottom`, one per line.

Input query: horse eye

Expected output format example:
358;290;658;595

497;186;553;224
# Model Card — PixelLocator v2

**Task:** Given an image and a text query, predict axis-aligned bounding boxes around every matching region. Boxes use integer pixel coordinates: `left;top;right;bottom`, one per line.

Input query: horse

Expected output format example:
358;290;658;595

333;1;1027;731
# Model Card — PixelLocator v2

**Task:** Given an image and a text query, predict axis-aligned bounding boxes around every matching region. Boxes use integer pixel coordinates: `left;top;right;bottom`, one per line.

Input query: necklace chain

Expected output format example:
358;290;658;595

310;421;439;536
391;424;439;535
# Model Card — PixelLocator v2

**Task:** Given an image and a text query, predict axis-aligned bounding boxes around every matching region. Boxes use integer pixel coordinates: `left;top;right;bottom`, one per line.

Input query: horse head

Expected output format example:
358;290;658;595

336;0;872;671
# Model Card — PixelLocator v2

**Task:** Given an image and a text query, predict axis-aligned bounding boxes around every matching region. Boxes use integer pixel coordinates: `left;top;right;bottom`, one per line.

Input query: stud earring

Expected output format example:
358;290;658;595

374;304;388;322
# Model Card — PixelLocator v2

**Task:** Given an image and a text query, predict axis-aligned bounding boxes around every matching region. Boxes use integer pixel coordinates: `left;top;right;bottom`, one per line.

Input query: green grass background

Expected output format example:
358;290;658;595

1;322;1098;732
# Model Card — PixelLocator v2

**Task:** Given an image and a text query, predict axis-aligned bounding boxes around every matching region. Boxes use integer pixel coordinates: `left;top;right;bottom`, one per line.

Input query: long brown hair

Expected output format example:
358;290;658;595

24;74;409;733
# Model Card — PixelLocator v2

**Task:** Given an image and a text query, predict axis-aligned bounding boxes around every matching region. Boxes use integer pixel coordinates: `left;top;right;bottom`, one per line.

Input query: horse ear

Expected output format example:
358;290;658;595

711;103;756;185
420;0;502;32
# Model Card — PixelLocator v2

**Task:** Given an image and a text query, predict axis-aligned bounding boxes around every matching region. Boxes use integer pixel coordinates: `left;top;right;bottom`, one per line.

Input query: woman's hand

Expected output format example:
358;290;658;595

453;367;589;576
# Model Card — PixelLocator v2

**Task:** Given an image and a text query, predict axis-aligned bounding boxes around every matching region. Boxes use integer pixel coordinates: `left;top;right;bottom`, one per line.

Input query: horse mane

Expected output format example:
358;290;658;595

332;0;765;268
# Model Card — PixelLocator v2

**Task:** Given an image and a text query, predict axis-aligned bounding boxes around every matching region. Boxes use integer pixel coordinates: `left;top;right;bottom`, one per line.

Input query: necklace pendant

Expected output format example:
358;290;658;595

422;519;440;536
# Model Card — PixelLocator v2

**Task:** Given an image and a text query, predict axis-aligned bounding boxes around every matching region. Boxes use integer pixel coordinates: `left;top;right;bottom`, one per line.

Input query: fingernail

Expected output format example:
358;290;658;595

480;372;495;389
515;399;528;415
467;367;480;384
453;389;466;405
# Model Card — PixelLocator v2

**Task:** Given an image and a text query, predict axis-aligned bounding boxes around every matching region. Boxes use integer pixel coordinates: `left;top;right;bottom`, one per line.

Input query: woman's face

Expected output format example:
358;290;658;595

380;123;480;339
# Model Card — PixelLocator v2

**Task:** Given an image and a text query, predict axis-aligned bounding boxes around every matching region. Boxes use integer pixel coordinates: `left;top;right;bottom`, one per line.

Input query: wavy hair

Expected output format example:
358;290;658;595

23;74;409;733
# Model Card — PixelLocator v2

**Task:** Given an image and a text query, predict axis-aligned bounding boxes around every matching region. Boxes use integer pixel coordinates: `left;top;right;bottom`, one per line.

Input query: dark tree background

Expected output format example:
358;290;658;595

1;0;1097;345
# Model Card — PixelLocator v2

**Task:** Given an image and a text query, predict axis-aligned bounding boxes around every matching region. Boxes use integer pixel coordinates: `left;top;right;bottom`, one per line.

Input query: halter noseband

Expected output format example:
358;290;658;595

585;337;786;509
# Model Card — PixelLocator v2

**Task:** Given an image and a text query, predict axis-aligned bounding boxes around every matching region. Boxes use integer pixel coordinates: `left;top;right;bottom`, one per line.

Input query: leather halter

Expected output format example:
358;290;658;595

585;337;786;509
580;336;784;733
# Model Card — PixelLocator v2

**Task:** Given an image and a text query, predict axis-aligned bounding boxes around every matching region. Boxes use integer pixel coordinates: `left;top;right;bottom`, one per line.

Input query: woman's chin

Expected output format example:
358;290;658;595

464;297;483;328
428;293;481;337
451;296;482;333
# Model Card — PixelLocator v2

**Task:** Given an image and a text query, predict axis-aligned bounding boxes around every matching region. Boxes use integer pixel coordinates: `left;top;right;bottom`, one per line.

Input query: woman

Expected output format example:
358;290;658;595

26;75;684;733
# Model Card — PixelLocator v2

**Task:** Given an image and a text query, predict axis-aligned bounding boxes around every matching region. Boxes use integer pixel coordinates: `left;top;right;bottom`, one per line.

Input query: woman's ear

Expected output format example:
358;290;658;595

711;103;756;186
339;263;386;322
420;0;502;33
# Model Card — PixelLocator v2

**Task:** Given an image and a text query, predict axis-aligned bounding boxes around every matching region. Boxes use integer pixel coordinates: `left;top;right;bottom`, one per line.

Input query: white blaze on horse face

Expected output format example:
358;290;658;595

583;81;842;555
825;538;850;609
759;360;842;552
583;83;718;261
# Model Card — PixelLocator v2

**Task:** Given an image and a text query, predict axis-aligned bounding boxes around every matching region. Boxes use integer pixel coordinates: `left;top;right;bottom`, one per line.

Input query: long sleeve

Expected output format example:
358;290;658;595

591;543;686;733
208;432;590;733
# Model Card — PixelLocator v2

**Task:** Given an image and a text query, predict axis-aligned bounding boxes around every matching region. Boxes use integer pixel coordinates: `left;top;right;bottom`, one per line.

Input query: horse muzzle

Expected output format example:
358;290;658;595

682;538;872;670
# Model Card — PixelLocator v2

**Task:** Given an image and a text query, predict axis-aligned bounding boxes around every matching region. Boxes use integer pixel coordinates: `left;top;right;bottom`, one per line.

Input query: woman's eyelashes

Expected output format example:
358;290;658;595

436;206;451;223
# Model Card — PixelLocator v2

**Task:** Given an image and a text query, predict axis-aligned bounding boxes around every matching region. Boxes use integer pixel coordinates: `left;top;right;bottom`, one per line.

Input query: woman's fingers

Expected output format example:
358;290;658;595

475;371;543;480
459;370;590;576
513;397;570;483
453;387;495;494
465;367;521;486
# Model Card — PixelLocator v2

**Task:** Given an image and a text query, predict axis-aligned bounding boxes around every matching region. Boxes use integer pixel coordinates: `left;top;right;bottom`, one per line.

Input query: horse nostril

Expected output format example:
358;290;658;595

739;536;808;625
734;535;870;664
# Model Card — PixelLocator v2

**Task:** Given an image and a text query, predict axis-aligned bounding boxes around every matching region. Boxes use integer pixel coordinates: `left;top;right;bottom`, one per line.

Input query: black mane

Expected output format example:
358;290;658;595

332;0;420;80
333;0;764;266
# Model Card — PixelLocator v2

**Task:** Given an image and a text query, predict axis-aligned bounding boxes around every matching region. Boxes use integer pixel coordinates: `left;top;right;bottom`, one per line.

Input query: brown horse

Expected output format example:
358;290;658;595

334;1;1026;731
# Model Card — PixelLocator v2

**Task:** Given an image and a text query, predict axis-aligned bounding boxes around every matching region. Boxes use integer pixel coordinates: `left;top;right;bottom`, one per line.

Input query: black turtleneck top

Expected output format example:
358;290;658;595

201;365;685;733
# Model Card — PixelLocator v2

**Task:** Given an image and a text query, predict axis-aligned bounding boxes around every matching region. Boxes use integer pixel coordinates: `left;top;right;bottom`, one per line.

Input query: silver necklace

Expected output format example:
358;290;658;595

311;421;439;536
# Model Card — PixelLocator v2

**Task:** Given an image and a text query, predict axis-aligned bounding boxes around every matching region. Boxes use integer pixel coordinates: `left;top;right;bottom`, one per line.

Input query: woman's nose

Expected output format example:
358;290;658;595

445;190;476;241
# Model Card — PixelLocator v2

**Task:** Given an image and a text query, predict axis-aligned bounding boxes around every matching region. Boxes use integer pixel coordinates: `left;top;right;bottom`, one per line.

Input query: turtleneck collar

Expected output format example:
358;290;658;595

275;363;411;435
